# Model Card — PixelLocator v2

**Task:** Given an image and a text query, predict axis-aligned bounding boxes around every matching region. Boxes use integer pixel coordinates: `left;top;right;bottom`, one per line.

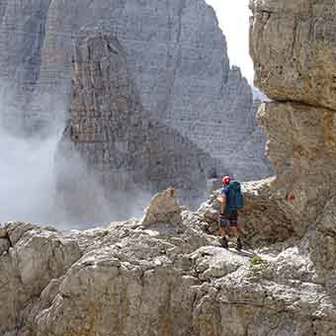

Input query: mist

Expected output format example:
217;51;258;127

54;139;153;229
0;87;152;229
0;124;61;225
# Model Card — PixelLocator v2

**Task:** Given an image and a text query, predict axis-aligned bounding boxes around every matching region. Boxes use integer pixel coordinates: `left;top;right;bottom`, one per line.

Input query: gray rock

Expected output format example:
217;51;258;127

0;0;269;180
7;0;336;334
258;102;336;228
0;238;10;254
141;188;182;228
55;32;219;223
250;0;336;111
250;0;336;313
39;0;259;165
0;209;335;335
0;222;81;334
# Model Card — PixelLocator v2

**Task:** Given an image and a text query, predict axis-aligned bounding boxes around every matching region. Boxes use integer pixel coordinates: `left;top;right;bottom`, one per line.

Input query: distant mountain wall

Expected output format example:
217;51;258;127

56;32;219;222
0;0;271;181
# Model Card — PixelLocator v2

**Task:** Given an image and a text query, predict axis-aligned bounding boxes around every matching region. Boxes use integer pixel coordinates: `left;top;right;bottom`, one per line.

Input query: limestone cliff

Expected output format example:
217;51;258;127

250;0;336;226
40;0;261;176
56;31;218;222
250;0;336;111
0;0;52;134
250;0;336;310
0;0;270;180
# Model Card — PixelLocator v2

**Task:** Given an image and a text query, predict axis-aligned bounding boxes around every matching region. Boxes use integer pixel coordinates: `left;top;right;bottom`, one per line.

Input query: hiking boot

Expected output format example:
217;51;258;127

220;236;229;249
236;237;242;251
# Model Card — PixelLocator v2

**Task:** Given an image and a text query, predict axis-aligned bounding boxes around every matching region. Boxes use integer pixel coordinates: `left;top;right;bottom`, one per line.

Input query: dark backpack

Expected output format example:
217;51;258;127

225;181;244;213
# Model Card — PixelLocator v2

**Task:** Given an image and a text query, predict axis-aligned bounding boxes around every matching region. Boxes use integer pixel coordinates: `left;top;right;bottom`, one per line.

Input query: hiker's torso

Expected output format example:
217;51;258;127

220;187;234;216
220;181;243;216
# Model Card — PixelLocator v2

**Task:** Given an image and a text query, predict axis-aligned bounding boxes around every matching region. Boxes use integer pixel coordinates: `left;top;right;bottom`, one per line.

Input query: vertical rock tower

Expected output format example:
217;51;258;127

56;30;218;221
250;0;336;288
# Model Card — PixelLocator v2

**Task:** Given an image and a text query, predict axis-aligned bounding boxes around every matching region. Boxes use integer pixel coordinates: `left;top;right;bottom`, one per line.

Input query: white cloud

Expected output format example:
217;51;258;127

205;0;254;84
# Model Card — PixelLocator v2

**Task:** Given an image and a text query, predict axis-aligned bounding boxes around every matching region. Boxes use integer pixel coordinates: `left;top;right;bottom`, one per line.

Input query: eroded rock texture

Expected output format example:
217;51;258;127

258;102;336;228
250;0;336;303
250;0;336;110
2;0;336;334
250;0;336;224
40;0;261;174
1;189;336;336
0;0;270;180
56;31;218;221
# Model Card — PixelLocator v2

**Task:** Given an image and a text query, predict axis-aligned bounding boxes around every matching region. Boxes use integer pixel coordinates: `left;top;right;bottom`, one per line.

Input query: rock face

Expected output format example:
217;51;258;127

250;0;336;225
0;222;81;334
250;0;336;315
56;31;219;221
226;122;272;180
258;102;336;228
40;0;259;170
250;0;336;111
0;0;53;134
1;189;336;336
0;0;270;180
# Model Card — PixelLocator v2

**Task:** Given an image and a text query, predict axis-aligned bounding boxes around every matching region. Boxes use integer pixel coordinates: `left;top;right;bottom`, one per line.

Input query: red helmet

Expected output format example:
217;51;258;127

222;176;231;186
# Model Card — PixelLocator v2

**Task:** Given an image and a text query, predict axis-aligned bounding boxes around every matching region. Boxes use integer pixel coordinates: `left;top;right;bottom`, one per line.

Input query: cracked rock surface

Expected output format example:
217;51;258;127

1;187;336;335
0;0;270;180
56;32;218;223
250;0;336;110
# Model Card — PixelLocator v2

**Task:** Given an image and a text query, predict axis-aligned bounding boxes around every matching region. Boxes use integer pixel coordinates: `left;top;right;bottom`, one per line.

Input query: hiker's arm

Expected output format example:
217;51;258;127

217;194;226;214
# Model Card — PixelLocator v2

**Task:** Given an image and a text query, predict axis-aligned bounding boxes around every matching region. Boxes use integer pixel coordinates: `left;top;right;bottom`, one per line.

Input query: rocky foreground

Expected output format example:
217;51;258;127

2;0;336;334
1;186;336;336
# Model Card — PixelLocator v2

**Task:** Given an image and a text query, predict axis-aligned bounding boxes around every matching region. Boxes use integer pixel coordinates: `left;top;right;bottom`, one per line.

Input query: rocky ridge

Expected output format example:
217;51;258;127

1;186;336;335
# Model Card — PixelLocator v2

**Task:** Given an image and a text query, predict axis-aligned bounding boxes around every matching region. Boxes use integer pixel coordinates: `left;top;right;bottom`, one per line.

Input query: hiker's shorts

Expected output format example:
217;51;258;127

219;213;238;228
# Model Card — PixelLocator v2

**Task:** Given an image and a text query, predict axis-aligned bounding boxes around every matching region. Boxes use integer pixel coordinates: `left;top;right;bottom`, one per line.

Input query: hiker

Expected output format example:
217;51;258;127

216;175;244;250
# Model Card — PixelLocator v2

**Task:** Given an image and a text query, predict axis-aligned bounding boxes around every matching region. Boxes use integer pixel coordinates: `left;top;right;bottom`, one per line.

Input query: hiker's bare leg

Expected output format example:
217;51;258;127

218;219;229;248
218;226;228;238
231;226;239;238
231;225;242;249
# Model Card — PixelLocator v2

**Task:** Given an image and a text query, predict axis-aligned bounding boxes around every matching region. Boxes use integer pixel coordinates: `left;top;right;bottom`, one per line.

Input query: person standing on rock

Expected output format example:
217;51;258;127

216;176;244;250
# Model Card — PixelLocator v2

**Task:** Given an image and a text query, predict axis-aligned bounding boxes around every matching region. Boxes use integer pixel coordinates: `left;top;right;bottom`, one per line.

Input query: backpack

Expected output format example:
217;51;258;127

225;181;244;214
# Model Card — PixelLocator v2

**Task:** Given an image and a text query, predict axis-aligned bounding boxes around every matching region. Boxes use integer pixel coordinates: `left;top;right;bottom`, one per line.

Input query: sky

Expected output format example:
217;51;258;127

205;0;254;84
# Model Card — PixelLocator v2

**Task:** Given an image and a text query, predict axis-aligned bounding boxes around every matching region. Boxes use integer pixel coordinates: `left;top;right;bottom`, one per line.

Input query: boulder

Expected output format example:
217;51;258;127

141;188;182;228
0;224;7;238
0;238;10;254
